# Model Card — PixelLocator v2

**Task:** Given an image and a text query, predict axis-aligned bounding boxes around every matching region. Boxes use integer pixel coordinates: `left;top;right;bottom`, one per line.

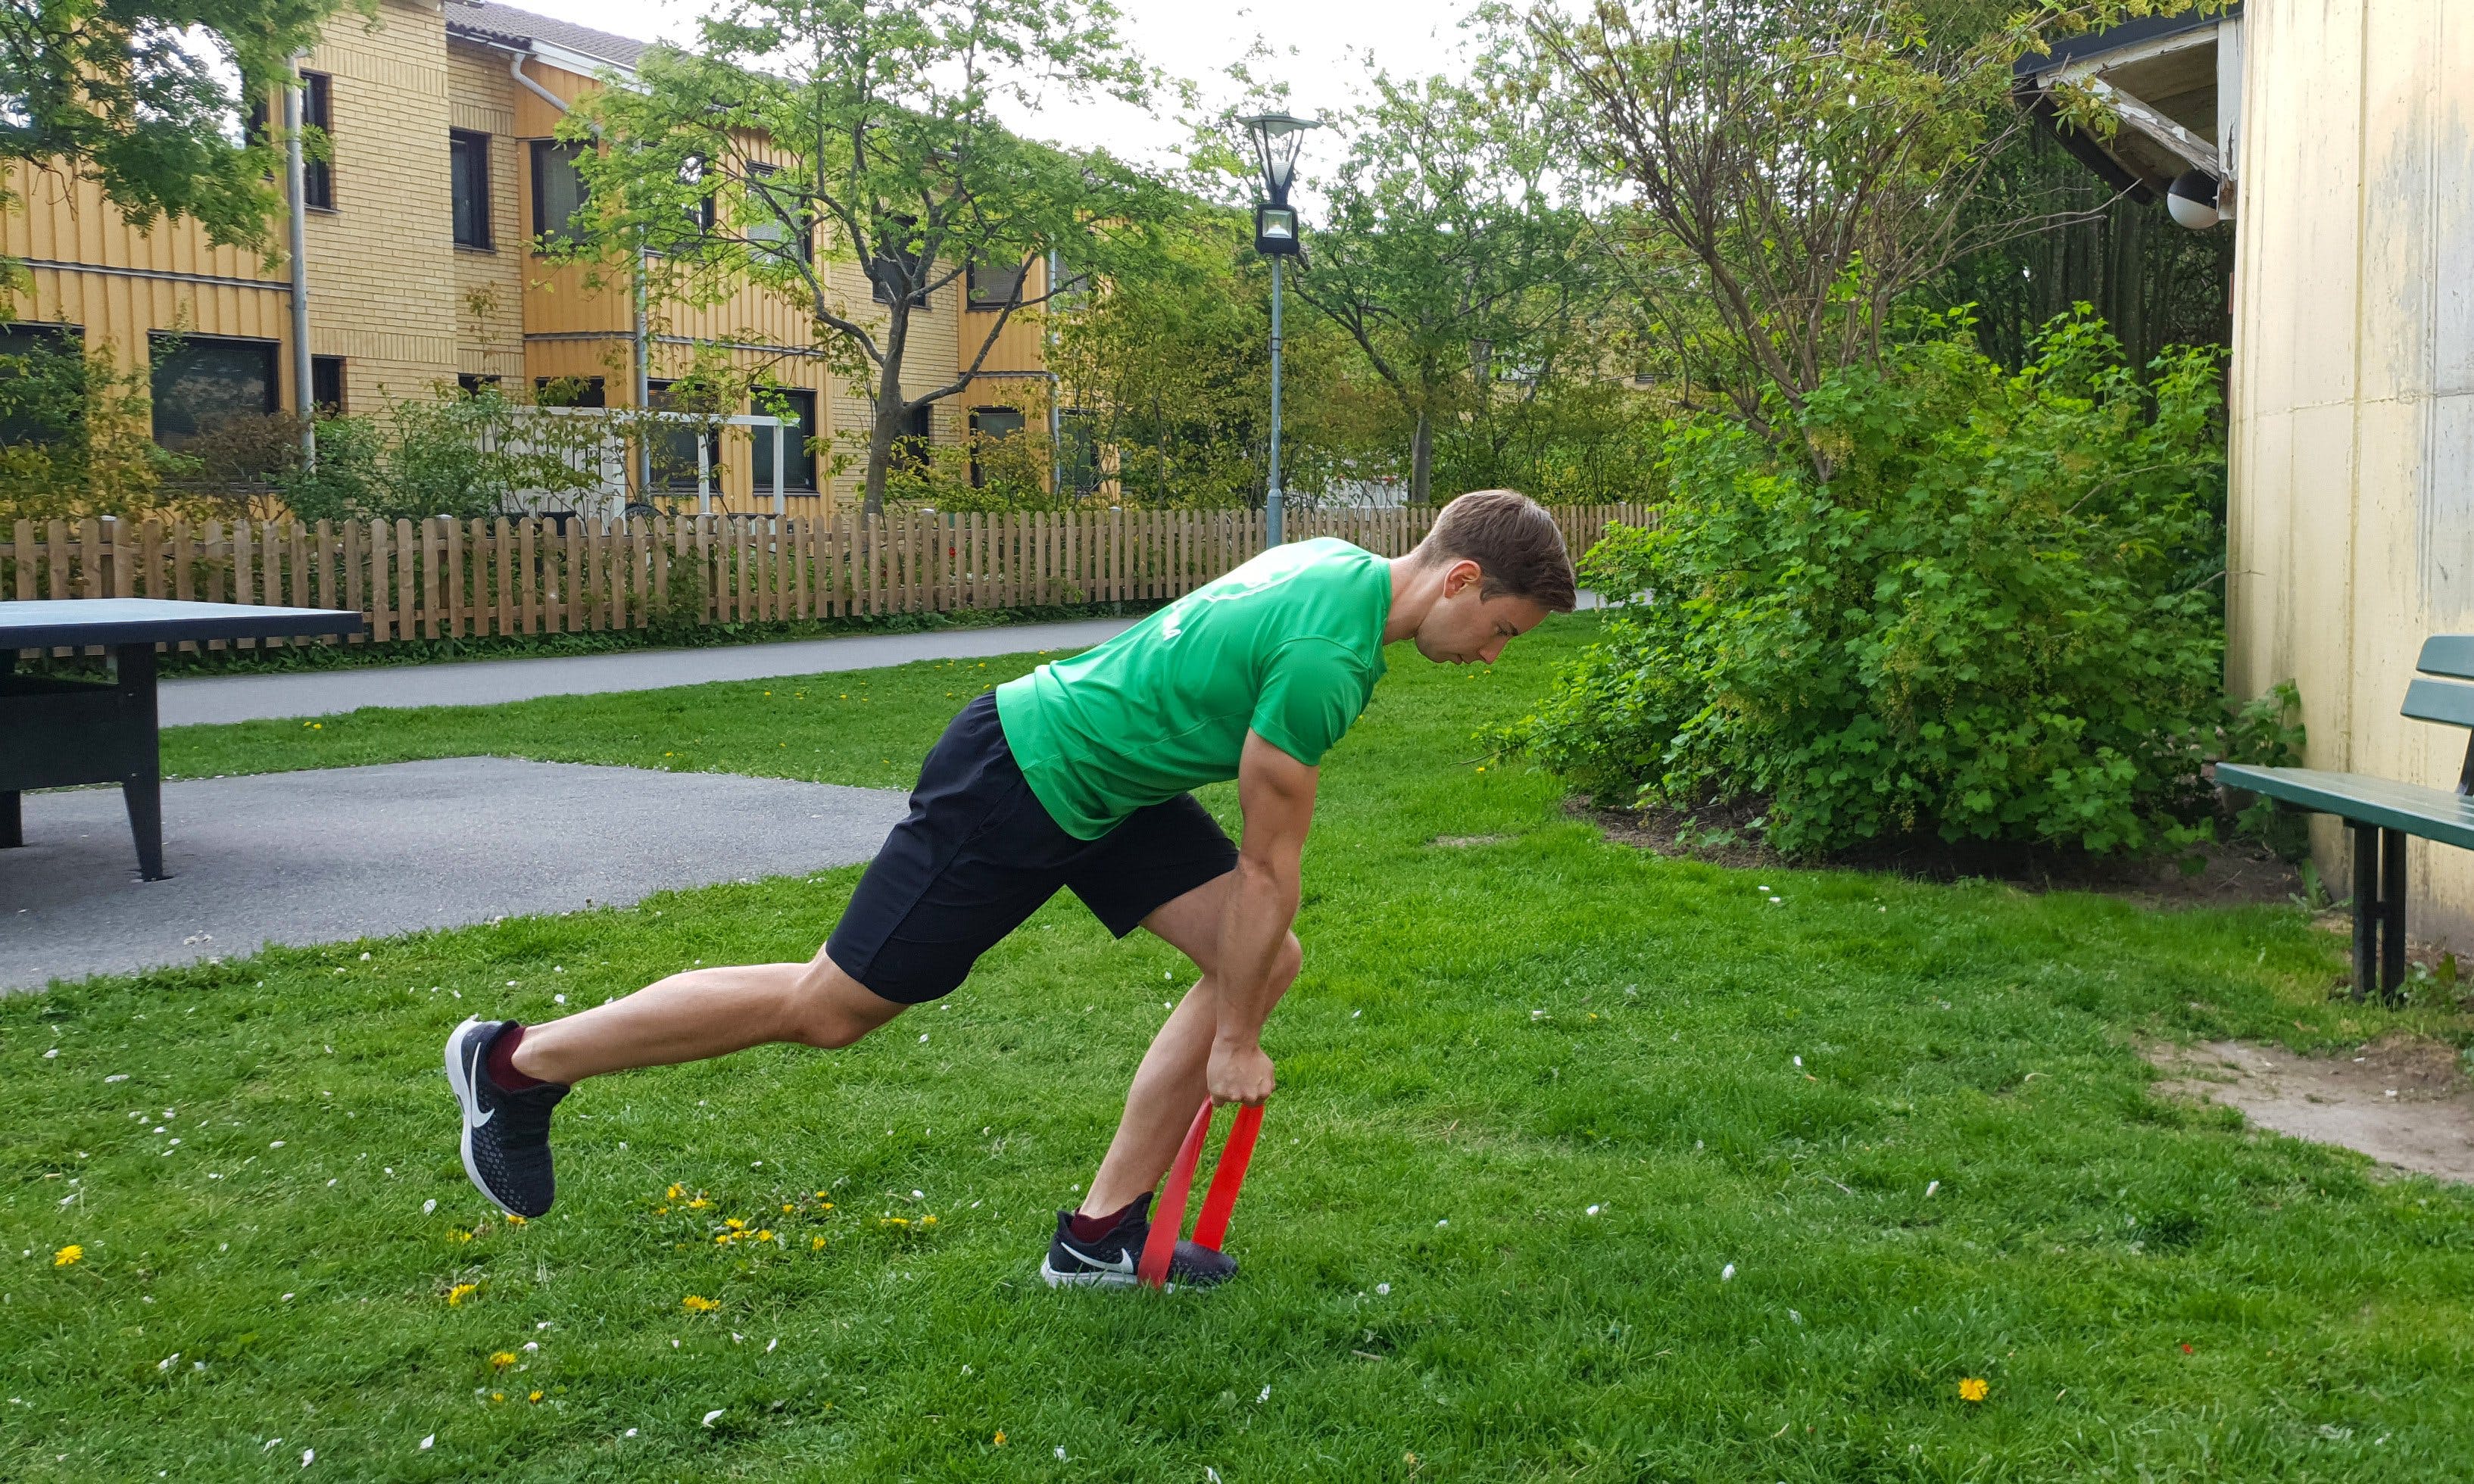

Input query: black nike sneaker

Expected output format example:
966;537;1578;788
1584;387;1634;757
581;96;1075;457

444;1017;569;1219
1040;1192;1239;1291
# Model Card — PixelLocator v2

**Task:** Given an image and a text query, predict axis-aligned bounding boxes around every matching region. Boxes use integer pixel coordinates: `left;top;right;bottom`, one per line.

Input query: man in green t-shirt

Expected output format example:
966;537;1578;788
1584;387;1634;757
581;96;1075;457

443;490;1577;1286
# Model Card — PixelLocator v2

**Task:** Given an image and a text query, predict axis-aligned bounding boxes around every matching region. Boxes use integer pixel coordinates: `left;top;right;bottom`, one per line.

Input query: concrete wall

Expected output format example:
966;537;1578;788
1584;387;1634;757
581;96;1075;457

2226;0;2474;943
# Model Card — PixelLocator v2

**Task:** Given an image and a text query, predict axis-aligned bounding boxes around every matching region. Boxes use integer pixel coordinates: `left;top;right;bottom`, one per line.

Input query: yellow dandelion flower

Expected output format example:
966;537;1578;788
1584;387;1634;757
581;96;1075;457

528;1391;543;1403
682;1295;719;1313
757;1230;773;1242
667;1184;686;1200
881;1217;909;1228
451;1230;474;1243
920;1214;937;1227
687;1198;711;1210
715;1233;735;1246
655;1206;669;1215
994;1431;1006;1447
810;1236;825;1250
490;1352;517;1370
782;1204;794;1214
1958;1377;1989;1403
490;1391;504;1403
446;1283;478;1306
52;1244;83;1267
506;1214;526;1227
725;1217;746;1230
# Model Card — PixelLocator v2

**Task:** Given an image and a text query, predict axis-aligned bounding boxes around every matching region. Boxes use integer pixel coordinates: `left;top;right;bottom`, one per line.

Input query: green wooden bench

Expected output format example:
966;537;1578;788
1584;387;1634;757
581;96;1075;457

2217;635;2474;1001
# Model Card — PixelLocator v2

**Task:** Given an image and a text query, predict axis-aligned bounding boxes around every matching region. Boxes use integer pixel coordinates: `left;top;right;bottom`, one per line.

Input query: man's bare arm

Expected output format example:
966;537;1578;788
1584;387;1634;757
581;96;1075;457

1206;730;1318;1105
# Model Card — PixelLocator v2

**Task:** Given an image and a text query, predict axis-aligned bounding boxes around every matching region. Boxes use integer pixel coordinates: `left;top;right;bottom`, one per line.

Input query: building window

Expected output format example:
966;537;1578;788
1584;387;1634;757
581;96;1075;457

450;130;491;248
150;333;278;447
967;406;1024;488
310;356;345;414
870;221;931;308
750;386;818;492
458;373;502;395
301;71;334;210
531;139;591;246
889;402;935;472
967;260;1028;310
0;323;86;447
648;379;722;489
534;375;604;407
744;163;812;263
1060;407;1100;495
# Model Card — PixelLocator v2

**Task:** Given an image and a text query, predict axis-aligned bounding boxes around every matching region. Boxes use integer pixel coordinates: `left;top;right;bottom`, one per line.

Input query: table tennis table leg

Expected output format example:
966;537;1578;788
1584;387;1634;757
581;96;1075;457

2;789;20;849
115;642;165;881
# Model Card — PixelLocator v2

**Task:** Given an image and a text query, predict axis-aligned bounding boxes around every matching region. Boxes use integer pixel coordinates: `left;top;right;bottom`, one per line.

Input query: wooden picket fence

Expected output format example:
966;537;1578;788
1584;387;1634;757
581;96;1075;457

4;503;1653;657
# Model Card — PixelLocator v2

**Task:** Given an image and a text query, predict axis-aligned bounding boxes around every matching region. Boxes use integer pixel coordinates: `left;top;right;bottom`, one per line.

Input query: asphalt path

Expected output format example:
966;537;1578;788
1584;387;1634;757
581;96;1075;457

158;616;1140;726
1;758;907;992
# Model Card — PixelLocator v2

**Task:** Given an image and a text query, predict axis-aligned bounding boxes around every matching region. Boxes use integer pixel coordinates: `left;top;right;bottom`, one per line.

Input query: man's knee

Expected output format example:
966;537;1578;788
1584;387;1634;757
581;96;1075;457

785;952;900;1049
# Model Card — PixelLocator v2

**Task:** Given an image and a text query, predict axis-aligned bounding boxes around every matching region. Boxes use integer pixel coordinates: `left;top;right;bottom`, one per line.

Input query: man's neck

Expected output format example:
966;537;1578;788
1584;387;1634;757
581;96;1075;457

1384;553;1438;644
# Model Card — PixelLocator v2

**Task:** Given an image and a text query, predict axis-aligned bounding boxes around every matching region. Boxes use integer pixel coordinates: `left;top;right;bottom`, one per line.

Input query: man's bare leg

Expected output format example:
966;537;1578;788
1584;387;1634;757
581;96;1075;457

1079;875;1301;1217
510;946;909;1085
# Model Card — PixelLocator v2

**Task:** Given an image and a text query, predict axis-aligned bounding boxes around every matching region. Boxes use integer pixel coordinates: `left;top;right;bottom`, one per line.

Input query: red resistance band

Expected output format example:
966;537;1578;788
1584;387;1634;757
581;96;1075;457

1136;1100;1265;1289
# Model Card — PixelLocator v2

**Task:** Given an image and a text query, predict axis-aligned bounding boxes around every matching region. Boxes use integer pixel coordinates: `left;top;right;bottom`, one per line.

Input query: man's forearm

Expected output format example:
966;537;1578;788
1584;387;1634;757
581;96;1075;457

1213;856;1297;1049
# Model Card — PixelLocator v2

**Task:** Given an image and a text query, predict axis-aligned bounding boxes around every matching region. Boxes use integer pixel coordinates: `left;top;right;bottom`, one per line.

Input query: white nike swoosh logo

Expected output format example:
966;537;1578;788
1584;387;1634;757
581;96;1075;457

1056;1239;1134;1274
462;1046;494;1127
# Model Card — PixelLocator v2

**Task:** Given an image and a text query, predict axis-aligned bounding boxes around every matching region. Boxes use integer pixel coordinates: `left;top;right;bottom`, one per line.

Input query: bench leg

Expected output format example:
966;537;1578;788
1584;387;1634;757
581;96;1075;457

2382;826;2408;1002
2351;821;2380;1001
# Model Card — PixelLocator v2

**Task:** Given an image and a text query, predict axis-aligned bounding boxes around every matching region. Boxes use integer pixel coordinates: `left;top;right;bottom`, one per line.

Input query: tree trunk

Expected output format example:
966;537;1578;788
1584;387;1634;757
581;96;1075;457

863;399;901;519
1409;409;1433;506
860;298;916;519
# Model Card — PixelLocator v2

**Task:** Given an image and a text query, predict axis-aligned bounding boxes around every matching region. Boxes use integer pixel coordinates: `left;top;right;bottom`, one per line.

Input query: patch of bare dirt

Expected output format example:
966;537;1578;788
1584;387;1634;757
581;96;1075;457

1580;797;2306;909
1430;834;1512;849
2146;1034;2474;1183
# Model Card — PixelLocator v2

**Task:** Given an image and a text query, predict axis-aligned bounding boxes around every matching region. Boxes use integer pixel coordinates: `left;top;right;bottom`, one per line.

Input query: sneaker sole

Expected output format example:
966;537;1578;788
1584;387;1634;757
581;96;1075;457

441;1016;517;1218
1039;1256;1139;1289
1037;1256;1230;1292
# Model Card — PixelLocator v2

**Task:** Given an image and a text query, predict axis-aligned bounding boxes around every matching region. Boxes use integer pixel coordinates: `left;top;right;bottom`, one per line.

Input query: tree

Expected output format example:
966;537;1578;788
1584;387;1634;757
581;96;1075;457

1048;215;1364;509
1528;0;2206;472
568;0;1178;516
1283;37;1608;504
0;0;348;260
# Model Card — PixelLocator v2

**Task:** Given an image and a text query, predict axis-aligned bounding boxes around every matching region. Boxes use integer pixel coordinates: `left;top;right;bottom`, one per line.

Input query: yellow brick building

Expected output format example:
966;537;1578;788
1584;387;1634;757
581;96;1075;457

0;0;1056;515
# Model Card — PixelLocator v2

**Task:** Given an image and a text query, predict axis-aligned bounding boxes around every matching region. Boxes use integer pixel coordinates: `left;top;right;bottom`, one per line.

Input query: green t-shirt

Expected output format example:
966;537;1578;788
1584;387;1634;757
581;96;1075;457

994;537;1391;839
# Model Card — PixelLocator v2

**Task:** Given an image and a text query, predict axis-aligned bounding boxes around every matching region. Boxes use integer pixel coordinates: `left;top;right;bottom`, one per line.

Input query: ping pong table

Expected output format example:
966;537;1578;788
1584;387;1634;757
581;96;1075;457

2;598;366;879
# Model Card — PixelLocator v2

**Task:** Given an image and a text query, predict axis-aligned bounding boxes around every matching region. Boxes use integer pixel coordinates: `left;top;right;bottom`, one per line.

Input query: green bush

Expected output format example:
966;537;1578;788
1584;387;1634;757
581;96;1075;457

1507;311;2230;856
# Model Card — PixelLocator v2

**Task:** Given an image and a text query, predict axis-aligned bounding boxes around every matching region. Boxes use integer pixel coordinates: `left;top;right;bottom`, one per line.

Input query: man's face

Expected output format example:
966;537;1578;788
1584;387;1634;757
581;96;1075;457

1412;560;1552;666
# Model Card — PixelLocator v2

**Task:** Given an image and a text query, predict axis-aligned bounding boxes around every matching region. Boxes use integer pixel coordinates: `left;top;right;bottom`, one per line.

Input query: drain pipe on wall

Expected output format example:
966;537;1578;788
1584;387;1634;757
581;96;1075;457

506;48;652;496
285;57;314;466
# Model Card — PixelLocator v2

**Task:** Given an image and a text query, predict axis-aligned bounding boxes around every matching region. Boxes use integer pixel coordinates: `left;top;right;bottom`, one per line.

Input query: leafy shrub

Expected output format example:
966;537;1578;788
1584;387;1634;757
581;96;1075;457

0;332;183;523
1507;311;2229;856
278;385;604;522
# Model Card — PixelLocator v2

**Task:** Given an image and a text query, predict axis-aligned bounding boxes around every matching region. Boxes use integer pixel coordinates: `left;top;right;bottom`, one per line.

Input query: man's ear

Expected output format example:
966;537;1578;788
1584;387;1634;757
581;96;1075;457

1444;559;1483;598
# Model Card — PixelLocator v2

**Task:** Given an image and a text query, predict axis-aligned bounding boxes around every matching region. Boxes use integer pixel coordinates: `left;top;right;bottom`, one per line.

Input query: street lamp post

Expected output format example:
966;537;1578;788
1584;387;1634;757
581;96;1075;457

1238;111;1318;547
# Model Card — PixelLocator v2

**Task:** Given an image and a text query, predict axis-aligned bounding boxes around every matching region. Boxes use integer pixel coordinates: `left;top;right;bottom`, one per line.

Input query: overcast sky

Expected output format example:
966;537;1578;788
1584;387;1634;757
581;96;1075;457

503;0;1490;186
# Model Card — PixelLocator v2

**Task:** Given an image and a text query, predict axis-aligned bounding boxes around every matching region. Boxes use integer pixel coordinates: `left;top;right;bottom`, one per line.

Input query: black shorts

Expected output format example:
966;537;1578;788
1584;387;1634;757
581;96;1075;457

825;693;1239;1004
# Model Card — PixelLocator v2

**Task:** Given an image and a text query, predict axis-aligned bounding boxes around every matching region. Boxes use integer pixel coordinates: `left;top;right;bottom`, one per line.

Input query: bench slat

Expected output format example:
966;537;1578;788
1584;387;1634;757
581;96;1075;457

2216;763;2474;850
2401;677;2474;728
2416;634;2474;679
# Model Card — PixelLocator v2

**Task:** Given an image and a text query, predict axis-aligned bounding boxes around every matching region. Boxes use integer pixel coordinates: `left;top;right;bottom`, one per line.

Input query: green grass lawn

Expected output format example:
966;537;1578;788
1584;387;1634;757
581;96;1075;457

8;616;2472;1481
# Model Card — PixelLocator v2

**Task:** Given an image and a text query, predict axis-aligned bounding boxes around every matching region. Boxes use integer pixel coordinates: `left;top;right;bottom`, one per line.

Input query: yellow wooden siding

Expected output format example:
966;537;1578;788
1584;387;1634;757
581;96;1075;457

2226;0;2474;943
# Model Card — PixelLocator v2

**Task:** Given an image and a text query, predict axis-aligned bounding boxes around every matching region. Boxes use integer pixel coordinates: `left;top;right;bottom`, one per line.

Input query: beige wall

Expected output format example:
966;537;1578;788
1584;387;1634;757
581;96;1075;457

2227;0;2474;942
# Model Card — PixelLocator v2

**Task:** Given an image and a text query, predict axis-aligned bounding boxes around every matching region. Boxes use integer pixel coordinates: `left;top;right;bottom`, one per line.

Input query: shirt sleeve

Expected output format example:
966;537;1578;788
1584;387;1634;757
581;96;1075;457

1249;639;1367;767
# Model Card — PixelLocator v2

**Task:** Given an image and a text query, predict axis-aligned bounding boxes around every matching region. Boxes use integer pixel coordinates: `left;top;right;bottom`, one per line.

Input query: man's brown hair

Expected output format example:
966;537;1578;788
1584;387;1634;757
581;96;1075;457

1414;489;1577;612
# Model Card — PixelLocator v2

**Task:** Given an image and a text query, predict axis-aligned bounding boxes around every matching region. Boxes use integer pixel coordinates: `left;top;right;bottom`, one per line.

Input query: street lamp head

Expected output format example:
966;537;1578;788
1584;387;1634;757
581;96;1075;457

1237;111;1321;207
